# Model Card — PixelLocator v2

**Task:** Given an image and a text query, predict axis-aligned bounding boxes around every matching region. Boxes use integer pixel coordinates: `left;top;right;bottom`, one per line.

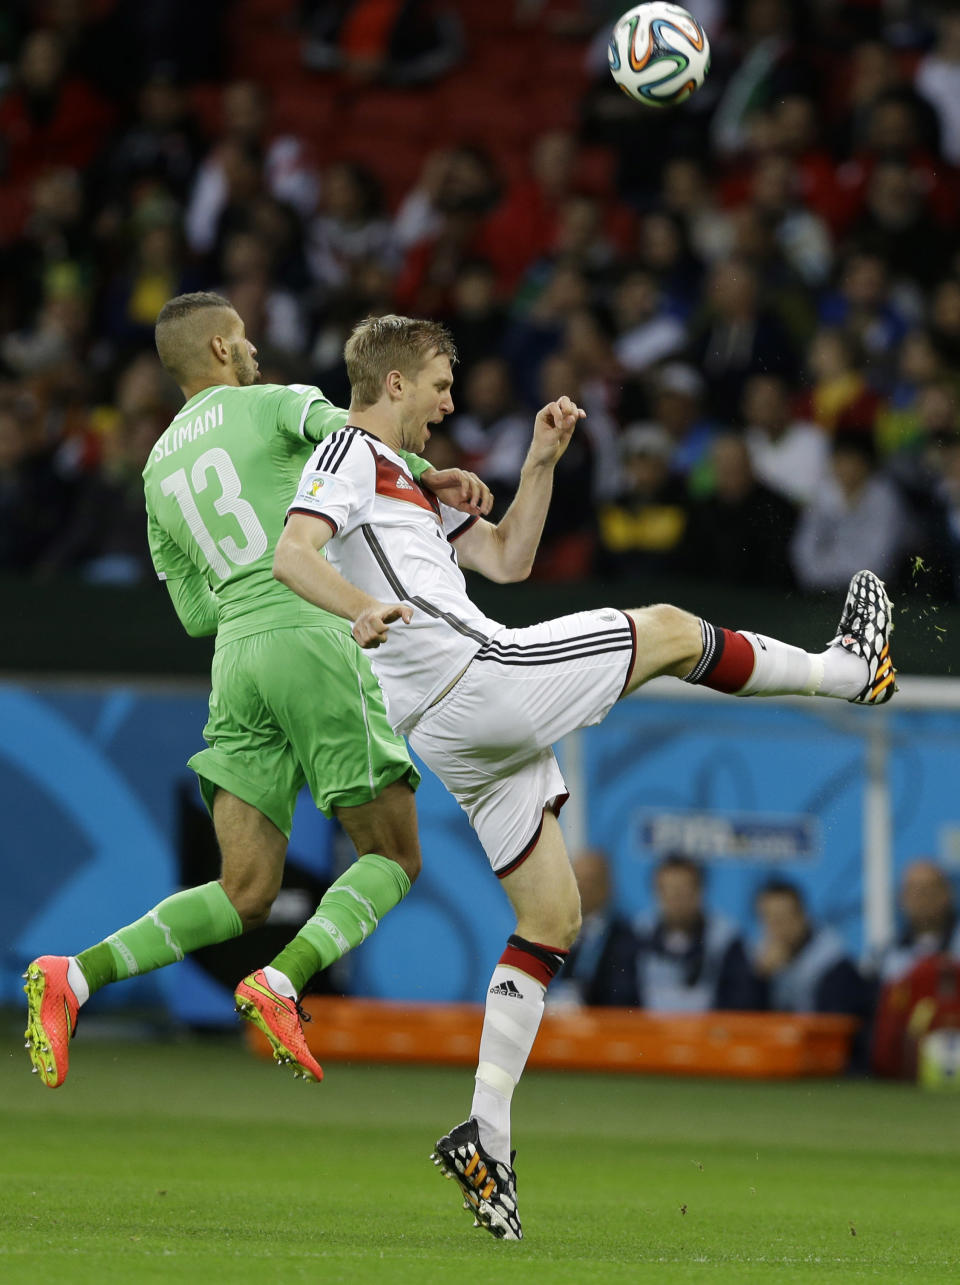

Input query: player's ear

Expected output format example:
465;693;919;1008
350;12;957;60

386;369;405;400
210;332;230;365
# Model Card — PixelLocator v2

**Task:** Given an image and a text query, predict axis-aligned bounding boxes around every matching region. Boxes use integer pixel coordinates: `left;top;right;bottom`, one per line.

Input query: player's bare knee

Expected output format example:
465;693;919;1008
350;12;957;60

220;876;279;930
386;848;422;885
520;898;581;952
625;603;702;681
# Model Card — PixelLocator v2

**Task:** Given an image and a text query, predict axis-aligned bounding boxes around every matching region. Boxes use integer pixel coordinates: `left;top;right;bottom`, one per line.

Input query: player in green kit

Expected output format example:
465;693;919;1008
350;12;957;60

23;292;488;1089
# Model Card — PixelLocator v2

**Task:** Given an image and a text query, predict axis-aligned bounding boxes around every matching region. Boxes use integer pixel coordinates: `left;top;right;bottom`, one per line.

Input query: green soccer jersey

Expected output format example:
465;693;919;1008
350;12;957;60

143;382;430;646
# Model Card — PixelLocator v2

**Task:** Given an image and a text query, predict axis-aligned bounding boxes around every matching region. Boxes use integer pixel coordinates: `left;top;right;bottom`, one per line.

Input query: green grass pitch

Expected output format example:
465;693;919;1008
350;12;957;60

2;1022;957;1284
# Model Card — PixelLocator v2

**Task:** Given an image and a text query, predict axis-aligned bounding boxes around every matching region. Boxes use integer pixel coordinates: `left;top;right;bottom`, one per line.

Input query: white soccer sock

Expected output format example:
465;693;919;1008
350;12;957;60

66;957;90;1007
817;644;870;699
471;965;546;1164
735;633;866;699
262;966;297;1000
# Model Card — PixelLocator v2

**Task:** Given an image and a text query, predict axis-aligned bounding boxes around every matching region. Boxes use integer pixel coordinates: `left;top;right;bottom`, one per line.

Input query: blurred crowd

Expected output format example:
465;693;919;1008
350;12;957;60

555;847;960;1076
0;0;959;596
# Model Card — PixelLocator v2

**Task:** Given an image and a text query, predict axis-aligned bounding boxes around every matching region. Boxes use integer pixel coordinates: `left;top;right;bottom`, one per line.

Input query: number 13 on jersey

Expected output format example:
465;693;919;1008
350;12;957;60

160;446;268;578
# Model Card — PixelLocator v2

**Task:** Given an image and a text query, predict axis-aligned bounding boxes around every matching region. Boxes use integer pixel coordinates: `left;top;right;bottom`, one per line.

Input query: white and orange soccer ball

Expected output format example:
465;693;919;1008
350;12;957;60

608;3;711;108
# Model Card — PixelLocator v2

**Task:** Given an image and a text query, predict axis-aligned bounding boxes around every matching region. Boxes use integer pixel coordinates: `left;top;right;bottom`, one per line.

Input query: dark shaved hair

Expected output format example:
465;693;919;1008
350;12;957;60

344;314;457;409
155;291;235;385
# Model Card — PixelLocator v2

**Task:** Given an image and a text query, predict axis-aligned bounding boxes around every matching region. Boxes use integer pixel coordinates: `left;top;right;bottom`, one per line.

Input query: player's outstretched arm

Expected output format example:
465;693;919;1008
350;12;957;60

274;514;412;648
454;397;584;583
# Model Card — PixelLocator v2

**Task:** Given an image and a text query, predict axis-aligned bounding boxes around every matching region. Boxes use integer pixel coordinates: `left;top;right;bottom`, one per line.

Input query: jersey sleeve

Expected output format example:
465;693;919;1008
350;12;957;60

146;503;200;582
397;449;432;482
439;501;480;543
287;433;374;535
275;383;349;443
165;574;219;637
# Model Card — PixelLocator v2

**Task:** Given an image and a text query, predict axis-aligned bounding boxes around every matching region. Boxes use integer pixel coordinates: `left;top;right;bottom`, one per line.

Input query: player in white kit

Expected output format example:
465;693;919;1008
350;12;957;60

274;315;896;1240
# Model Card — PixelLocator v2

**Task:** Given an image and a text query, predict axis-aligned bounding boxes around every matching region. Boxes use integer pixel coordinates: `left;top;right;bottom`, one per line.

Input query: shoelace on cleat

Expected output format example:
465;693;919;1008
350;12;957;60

462;1150;498;1202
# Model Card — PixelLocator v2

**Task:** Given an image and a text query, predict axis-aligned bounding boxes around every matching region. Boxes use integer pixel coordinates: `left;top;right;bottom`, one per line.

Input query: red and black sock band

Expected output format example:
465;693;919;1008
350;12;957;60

499;934;569;988
684;620;756;694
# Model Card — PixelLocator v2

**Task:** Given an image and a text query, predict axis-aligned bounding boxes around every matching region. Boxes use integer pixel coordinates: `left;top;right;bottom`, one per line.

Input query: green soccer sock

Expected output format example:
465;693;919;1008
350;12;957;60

269;853;411;995
75;881;243;995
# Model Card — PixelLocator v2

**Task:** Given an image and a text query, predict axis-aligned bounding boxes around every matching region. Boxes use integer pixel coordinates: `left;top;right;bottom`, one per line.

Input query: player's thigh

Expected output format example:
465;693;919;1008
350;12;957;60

621;604;703;693
410;692;568;876
335;780;421;880
498;810;581;949
264;625;420;817
442;610;637;758
189;638;306;840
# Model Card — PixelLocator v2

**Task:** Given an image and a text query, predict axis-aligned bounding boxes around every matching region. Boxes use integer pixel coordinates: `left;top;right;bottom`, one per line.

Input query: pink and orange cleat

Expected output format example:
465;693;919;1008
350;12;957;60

234;970;324;1082
23;956;80;1088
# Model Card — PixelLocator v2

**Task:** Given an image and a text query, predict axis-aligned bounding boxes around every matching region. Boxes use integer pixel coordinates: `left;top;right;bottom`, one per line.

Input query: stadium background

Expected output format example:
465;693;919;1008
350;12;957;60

2;0;959;1021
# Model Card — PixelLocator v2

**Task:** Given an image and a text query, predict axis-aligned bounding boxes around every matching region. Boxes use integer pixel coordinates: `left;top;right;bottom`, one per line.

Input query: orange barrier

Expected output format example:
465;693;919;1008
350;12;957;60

245;998;859;1079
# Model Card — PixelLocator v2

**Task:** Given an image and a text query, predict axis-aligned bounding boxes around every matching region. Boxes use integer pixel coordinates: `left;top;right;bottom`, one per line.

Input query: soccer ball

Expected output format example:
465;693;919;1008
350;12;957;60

608;3;711;108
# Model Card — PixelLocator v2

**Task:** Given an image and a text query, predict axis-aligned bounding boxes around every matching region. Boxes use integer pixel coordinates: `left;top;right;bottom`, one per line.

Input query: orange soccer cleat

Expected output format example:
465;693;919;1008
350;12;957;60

234;970;324;1082
23;956;80;1088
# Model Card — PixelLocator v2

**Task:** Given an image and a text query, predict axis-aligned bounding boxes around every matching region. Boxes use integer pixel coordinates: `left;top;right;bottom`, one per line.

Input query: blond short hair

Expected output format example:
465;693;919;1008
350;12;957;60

344;314;457;408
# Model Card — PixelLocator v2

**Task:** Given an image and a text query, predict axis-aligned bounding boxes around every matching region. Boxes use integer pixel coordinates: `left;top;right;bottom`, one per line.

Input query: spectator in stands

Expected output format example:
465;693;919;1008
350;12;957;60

742;373;828;506
633;210;703;321
484;130;578;290
680;432;797;588
803;327;879;434
818;249;908;371
92;69;205;209
38;404;160;584
301;0;464;87
99;207;201;356
502;262;590;408
596;423;688;580
393;152;503;317
875;859;960;985
748;152;833;290
885;380;960;597
753;880;873;1017
631;854;762;1012
0;167;91;335
611;269;686;378
790;431;910;593
688;257;798;425
185;81;319;258
0;29;112;192
307;161;395;296
660;155;732;268
0;402;63;572
930;278;960;367
446;356;528;482
444;258;508;380
391;145;501;256
709;0;819;159
851;160;952;294
552;849;638;1008
219;232;308;359
914;13;960;167
645;361;716;488
528;351;598;580
875;330;948;457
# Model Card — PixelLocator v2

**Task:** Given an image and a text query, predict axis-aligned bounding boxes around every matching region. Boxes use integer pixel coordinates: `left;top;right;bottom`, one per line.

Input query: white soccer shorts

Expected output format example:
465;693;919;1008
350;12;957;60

408;608;636;877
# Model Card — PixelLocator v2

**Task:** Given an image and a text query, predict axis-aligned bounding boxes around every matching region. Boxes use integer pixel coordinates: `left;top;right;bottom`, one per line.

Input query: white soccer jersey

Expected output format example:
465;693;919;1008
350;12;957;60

288;425;502;733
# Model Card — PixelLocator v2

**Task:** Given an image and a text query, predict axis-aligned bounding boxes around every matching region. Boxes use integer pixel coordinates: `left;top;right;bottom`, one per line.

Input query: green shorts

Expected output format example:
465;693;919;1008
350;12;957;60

189;624;419;837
